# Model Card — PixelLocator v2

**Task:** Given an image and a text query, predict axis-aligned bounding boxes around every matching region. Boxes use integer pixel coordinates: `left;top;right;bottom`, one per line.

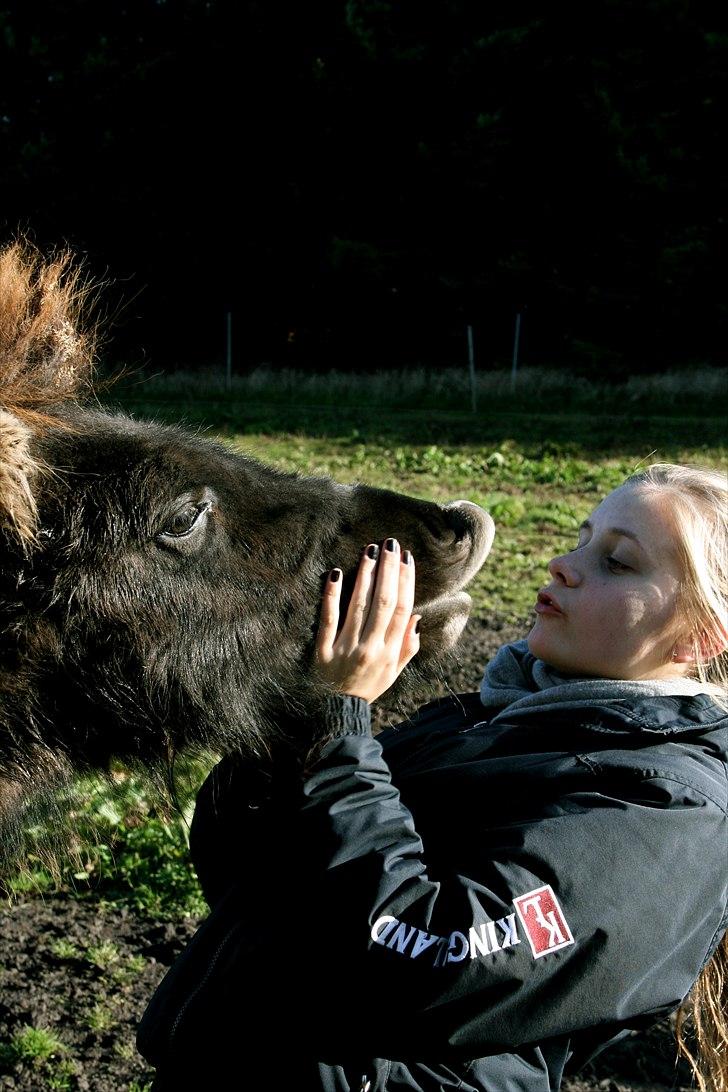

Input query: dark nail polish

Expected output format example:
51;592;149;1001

367;544;380;560
329;568;341;582
385;538;397;552
415;619;421;633
402;550;411;565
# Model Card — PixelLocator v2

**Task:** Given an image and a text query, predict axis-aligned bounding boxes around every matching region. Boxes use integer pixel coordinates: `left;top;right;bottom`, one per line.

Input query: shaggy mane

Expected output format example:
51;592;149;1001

0;239;98;430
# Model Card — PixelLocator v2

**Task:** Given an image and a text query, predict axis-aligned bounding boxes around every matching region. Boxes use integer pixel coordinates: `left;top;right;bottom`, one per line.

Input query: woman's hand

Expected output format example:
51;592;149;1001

314;538;421;703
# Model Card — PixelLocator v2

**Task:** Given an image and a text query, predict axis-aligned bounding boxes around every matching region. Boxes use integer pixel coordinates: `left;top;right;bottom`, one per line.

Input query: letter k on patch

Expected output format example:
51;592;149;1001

513;885;575;958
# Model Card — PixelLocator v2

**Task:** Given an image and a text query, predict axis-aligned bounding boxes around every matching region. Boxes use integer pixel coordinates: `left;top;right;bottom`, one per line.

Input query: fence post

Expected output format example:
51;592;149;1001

511;312;521;393
467;324;477;412
226;312;232;393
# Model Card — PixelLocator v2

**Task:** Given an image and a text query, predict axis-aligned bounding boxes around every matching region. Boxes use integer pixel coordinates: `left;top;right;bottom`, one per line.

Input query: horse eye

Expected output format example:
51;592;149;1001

160;502;209;538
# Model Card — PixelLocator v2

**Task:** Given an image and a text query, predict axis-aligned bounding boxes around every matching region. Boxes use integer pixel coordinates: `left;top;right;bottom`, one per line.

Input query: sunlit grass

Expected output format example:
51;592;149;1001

8;1024;67;1062
50;939;83;961
85;941;121;971
0;1024;78;1088
106;365;728;454
221;431;726;625
2;755;213;920
3;387;725;921
84;1002;116;1033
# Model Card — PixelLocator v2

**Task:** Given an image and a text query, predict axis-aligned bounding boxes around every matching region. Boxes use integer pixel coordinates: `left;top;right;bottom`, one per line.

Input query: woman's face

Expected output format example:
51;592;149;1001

526;484;688;680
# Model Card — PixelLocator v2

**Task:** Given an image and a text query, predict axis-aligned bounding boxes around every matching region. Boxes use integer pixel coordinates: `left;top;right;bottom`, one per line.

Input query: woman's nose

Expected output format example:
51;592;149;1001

547;552;581;586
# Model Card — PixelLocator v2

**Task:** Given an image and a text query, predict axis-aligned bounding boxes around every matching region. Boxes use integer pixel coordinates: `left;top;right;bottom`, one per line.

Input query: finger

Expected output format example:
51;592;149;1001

338;544;380;646
315;568;342;660
396;614;422;674
361;537;402;641
385;550;416;647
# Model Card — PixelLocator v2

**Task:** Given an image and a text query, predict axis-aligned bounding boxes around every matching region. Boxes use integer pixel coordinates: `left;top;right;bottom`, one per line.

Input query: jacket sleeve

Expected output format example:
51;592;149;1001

291;694;728;1058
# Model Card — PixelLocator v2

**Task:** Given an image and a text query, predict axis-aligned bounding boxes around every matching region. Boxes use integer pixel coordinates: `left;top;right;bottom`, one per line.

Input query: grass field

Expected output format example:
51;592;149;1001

107;364;727;624
3;368;726;915
215;431;725;622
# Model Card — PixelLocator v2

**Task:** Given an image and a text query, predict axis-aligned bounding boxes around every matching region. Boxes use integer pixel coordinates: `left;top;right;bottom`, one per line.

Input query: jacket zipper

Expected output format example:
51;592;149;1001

168;923;241;1050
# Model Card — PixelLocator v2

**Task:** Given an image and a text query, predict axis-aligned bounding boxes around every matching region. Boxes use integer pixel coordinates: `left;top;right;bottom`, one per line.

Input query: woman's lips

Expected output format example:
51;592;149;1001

534;591;564;616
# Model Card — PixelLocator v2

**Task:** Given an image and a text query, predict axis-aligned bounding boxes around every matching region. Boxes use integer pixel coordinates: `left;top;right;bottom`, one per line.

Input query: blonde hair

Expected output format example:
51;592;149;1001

624;462;728;709
675;933;728;1092
623;463;728;1091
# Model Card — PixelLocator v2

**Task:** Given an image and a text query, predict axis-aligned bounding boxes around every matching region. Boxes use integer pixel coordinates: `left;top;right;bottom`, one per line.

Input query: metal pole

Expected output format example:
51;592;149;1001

467;324;477;412
511;312;521;393
226;312;232;393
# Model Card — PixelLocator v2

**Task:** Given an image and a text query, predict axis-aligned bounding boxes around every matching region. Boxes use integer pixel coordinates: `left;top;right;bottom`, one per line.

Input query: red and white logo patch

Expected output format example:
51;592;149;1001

513;884;575;958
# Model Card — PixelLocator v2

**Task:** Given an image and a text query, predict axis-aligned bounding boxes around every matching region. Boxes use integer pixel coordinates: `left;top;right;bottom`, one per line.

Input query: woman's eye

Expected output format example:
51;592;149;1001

606;556;631;573
161;502;209;538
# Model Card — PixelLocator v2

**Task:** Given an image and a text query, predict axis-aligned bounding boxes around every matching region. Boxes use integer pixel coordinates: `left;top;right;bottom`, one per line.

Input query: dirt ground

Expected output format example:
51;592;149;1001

0;619;698;1090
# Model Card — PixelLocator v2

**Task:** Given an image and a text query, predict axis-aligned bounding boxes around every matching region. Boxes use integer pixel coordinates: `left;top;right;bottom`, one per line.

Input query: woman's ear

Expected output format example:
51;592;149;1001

671;638;696;665
0;409;40;548
673;627;728;665
695;627;728;663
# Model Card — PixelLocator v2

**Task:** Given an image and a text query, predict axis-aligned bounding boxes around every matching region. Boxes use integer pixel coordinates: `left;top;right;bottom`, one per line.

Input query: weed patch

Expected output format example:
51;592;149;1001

0;1024;78;1088
2;755;213;920
86;941;121;972
50;940;83;961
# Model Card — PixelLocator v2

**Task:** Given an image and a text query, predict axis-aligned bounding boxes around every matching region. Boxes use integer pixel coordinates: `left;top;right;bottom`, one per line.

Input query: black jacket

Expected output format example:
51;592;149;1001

137;690;728;1091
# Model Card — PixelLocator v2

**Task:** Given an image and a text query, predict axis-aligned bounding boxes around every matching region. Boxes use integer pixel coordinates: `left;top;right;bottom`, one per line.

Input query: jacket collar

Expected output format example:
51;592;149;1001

499;692;727;739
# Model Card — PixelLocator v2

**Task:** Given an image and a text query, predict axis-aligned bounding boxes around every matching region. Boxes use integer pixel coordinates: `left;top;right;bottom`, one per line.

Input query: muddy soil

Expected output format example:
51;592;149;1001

0;620;697;1090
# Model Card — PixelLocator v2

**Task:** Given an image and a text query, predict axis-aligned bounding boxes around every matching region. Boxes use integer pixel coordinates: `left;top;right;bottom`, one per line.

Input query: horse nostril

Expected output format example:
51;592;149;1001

444;500;495;560
443;500;476;543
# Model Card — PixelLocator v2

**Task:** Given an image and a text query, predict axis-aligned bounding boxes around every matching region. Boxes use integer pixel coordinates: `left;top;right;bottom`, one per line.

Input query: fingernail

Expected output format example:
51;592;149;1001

385;538;398;552
329;568;341;582
415;618;421;634
367;544;380;560
402;550;411;565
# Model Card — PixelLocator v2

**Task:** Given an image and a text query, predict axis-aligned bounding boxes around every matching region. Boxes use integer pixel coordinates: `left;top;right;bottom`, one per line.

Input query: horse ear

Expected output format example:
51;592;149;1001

0;408;39;548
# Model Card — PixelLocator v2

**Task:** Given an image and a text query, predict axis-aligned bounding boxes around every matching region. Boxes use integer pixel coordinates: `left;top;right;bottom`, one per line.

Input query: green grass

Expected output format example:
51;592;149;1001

50;938;146;985
7;1024;67;1063
0;1024;78;1088
85;941;121;971
2;755;213;920
111;368;726;625
2;378;725;920
112;363;728;417
110;954;147;987
50;939;83;961
216;431;725;625
105;364;728;450
84;1001;116;1033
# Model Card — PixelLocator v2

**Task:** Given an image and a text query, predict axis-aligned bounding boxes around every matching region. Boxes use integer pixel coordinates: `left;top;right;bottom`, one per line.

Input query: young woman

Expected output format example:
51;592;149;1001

138;462;728;1092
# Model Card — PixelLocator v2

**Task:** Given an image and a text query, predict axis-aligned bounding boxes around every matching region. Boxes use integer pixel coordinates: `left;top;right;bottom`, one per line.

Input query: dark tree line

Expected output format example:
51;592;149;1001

1;0;726;372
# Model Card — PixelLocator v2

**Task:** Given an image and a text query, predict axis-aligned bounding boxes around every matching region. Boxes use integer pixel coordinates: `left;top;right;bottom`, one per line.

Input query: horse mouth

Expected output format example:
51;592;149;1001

415;501;494;649
442;500;495;579
417;590;474;650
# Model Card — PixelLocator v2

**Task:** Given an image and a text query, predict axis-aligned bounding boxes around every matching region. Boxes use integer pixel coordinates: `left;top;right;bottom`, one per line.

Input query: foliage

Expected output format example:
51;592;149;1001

122;364;728;410
1;397;724;922
6;1024;67;1063
206;417;725;625
69;376;728;629
85;942;120;971
3;755;214;920
50;939;82;961
0;1025;78;1089
109;366;727;455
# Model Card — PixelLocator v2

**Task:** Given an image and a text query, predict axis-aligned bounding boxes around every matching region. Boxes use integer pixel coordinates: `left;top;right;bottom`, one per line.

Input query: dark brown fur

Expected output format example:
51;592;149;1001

0;242;492;876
